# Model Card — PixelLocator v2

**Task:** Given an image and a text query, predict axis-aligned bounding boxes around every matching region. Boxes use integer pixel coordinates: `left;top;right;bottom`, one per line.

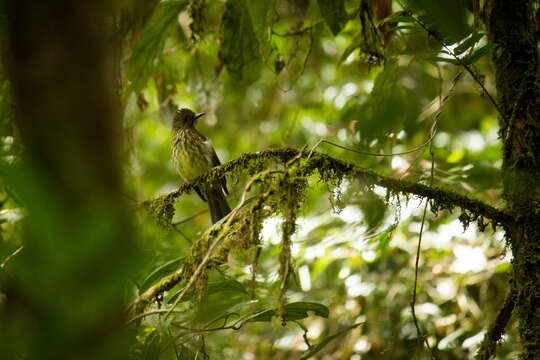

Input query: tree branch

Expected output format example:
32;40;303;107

475;283;516;360
133;147;512;314
142;147;511;229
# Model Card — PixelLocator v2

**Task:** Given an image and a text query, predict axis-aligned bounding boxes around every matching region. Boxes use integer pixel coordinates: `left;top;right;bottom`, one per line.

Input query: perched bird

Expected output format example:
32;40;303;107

171;108;231;223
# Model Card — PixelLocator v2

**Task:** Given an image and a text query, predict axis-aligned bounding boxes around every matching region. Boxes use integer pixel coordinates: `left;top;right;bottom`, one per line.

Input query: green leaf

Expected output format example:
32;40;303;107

221;0;261;82
425;56;460;65
246;0;275;59
357;191;387;231
372;223;397;252
208;279;247;295
495;262;511;274
465;163;502;189
463;43;495;65
140;257;184;292
166;279;247;304
127;0;188;93
317;0;347;36
248;302;329;322
154;57;182;105
346;61;421;141
453;32;484;56
406;0;470;44
338;41;358;65
299;323;363;359
379;10;416;24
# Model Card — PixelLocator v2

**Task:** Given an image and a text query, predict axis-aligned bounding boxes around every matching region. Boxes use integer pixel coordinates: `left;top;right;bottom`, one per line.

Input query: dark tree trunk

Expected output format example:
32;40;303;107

489;1;540;358
2;1;137;359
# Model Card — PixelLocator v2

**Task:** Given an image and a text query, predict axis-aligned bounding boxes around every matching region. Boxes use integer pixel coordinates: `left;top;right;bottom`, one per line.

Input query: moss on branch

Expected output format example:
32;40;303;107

132;147;513;315
475;283;516;360
141;147;511;230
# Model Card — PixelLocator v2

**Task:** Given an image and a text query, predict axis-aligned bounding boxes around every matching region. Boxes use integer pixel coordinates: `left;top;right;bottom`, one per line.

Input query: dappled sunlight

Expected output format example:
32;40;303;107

2;0;534;358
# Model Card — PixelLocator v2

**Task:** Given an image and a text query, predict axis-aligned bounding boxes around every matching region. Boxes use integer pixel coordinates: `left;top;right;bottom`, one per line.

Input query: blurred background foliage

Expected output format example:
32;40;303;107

1;0;517;359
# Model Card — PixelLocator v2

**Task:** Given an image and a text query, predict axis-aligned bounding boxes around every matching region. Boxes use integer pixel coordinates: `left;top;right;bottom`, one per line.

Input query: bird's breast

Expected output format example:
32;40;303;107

171;130;213;182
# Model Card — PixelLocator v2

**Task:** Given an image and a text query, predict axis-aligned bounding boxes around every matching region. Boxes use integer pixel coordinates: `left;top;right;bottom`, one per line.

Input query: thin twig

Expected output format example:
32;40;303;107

307;134;433;160
408;70;462;360
308;71;462;162
275;28;314;93
0;245;24;269
408;71;453;360
172;226;193;244
410;139;436;359
167;326;181;360
294;321;313;349
164;308;271;334
271;9;338;37
172;209;207;226
438;42;503;120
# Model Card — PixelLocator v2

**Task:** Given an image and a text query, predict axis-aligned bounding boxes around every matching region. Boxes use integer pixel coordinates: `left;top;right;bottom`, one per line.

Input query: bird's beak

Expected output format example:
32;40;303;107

195;112;205;119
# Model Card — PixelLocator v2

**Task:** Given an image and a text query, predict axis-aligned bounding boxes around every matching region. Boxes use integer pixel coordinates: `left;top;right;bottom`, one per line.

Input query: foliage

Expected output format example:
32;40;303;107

2;0;536;359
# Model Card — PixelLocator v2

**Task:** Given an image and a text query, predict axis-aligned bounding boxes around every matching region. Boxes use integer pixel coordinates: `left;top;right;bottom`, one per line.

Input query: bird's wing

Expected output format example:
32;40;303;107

204;139;229;195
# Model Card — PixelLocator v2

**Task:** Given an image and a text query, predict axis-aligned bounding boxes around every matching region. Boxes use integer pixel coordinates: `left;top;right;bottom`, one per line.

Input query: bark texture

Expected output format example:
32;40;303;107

489;1;540;358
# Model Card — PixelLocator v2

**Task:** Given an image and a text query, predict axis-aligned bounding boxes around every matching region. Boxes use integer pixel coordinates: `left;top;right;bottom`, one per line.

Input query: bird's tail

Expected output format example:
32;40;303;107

207;186;231;224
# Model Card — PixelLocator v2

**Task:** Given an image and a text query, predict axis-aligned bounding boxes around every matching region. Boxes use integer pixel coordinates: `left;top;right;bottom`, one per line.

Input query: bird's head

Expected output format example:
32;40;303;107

172;108;205;130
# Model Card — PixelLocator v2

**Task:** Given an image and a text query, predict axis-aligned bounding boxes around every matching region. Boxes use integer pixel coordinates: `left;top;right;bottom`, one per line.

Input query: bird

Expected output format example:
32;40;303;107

171;108;231;224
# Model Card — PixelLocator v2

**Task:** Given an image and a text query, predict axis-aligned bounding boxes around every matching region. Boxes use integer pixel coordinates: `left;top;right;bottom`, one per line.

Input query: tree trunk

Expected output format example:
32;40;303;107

489;1;540;358
2;1;137;359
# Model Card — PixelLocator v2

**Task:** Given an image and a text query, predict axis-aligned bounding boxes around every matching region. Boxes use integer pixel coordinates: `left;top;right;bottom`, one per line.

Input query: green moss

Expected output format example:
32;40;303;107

140;193;176;228
489;1;540;356
135;147;513;315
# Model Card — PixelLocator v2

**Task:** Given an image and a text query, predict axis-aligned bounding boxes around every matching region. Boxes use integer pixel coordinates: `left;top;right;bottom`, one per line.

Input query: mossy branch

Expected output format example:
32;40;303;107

132;147;512;316
475;283;516;360
141;147;511;229
133;168;284;315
